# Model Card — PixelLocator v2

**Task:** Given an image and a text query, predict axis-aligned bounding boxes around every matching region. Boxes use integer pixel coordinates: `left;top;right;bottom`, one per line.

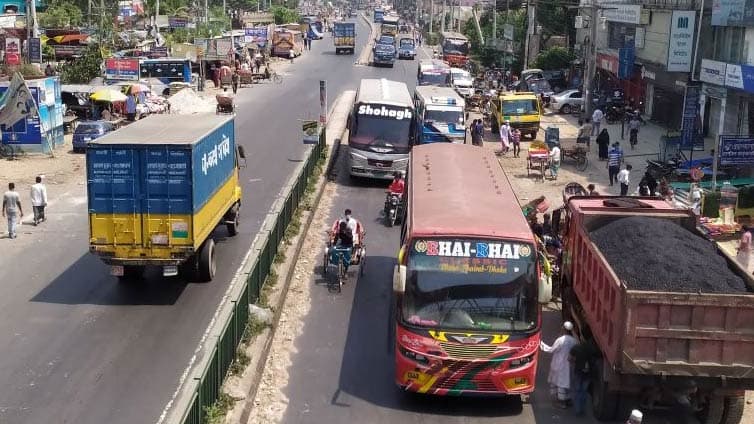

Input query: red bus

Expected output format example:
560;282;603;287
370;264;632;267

440;32;470;67
393;143;544;396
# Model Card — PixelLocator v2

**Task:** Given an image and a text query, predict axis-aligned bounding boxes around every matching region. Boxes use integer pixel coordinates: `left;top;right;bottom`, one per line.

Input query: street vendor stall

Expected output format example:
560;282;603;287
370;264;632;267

527;140;549;182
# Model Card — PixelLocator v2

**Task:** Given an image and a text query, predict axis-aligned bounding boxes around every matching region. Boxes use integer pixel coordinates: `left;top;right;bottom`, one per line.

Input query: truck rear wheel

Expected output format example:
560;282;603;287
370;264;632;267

722;394;745;424
198;239;217;282
591;362;619;420
226;204;240;236
698;394;725;424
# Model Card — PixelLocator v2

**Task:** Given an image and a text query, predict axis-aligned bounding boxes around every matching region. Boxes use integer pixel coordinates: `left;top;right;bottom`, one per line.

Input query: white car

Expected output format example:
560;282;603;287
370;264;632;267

550;89;583;114
450;68;474;97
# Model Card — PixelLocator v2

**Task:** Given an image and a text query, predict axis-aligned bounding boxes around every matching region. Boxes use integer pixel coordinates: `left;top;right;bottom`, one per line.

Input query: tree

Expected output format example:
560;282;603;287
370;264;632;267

38;0;83;28
462;9;527;72
533;46;574;70
270;5;299;25
60;45;102;84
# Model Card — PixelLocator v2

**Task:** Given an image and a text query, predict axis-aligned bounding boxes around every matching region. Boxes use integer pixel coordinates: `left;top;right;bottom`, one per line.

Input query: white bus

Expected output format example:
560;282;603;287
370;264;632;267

414;86;466;144
348;79;415;179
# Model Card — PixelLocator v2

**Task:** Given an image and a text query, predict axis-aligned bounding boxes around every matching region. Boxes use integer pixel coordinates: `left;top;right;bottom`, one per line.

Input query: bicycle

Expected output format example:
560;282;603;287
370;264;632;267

323;245;351;293
270;71;283;84
0;144;25;160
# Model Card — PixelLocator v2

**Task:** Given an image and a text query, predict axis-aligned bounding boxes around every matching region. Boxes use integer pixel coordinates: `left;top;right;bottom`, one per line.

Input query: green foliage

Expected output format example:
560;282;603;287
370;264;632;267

462;10;527;72
38;0;83;28
60;45;102;84
202;392;237;424
533;46;574;70
270;5;300;25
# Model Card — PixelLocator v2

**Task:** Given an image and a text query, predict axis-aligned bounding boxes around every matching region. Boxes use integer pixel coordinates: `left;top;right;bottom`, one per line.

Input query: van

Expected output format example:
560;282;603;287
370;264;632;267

491;92;542;139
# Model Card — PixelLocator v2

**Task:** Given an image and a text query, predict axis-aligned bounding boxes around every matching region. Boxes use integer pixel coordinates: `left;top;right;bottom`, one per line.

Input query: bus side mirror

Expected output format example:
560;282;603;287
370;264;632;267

237;145;247;168
393;264;406;293
346;115;351;130
537;253;553;304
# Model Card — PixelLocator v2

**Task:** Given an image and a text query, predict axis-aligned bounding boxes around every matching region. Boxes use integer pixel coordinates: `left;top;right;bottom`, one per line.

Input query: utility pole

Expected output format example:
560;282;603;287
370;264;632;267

441;0;446;33
583;4;599;118
205;0;209;24
155;0;160;21
492;0;496;47
429;0;433;33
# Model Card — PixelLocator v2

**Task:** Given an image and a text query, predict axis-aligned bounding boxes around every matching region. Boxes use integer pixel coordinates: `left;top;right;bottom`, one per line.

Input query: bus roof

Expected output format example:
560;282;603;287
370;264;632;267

418;59;450;72
414;86;465;108
356;78;413;107
441;31;469;41
408;144;533;241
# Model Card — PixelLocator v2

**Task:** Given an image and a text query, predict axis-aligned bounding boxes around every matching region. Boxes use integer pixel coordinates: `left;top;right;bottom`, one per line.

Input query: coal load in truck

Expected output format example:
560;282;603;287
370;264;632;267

590;216;747;293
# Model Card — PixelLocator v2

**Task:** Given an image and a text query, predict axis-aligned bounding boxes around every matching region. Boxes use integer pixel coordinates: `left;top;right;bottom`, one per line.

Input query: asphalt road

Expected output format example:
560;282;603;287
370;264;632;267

277;45;683;424
0;17;378;424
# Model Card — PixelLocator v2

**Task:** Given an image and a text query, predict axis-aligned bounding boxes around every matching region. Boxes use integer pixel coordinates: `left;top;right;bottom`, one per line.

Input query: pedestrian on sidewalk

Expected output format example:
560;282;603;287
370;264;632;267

231;71;239;94
587;184;599;196
596;128;610;160
511;128;521;157
628;114;640;149
738;225;753;273
617;164;632;195
126;93;137;121
499;120;511;154
470;119;483;146
540;321;578;409
577;118;592;151
2;182;22;239
570;333;598;416
592;107;604;136
607;143;623;186
30;175;47;226
549;143;561;180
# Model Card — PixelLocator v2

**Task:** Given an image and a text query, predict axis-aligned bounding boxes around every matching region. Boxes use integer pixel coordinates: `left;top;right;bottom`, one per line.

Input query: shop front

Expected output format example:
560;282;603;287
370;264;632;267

640;62;689;130
595;52;645;108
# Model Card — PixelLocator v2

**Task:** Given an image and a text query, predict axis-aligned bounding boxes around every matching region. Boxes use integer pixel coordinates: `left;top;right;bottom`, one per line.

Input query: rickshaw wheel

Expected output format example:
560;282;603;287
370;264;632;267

577;154;588;171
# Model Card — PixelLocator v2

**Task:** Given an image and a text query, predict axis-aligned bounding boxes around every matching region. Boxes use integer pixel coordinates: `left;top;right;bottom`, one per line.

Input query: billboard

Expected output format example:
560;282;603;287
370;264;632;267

712;0;754;26
104;58;140;81
667;11;696;72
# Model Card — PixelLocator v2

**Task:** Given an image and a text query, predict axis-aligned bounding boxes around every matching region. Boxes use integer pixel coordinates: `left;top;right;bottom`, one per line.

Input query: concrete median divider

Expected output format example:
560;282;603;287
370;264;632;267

356;12;378;66
161;90;356;424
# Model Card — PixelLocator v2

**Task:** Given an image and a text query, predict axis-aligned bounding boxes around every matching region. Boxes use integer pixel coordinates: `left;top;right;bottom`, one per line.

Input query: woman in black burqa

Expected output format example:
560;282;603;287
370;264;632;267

596;128;610;160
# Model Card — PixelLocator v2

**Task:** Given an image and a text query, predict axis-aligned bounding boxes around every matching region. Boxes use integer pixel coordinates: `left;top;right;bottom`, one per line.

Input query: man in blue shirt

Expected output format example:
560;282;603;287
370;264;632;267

607;142;623;186
126;94;137;121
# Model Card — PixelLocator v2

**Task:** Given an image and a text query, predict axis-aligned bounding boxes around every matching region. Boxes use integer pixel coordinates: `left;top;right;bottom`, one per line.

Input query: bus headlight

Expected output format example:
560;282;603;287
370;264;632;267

509;354;534;369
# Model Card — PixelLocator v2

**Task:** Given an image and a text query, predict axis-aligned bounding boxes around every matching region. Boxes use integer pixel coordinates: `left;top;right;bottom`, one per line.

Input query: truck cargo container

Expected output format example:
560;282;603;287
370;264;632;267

560;196;754;423
333;21;355;54
87;114;245;282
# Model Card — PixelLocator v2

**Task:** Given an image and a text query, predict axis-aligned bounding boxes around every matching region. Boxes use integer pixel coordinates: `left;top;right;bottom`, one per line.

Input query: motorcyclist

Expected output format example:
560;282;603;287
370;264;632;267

388;171;405;196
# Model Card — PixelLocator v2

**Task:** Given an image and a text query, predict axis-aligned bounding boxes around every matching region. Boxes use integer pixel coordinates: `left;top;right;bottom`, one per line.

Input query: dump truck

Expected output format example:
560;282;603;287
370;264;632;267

560;196;754;423
87;114;245;282
333;21;355;54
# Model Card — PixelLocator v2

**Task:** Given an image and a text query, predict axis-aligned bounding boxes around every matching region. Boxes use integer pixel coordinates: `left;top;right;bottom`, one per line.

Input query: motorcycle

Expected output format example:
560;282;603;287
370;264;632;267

605;105;624;124
384;192;402;227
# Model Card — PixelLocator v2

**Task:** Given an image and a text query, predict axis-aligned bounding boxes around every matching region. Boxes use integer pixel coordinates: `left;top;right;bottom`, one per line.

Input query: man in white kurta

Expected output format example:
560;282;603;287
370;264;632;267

540;321;578;408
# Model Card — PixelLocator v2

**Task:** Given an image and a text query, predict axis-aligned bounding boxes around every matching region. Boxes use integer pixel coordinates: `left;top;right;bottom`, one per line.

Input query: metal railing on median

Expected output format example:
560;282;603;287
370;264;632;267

176;128;327;424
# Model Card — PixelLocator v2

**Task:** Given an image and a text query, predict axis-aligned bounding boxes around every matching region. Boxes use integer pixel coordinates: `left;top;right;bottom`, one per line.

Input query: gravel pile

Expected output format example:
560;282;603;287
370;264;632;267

167;88;216;114
590;216;748;293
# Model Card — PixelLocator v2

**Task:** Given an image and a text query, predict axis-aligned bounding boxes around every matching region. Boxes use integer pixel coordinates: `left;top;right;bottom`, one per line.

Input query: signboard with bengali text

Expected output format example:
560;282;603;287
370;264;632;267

720;135;754;165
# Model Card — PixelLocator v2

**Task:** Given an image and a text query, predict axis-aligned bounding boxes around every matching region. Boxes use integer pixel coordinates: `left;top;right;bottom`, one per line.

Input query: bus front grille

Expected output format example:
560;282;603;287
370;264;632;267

439;342;498;360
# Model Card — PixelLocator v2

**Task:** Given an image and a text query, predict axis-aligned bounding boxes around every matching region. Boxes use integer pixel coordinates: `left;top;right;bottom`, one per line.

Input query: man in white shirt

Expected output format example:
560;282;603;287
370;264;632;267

549;144;561;180
499;120;511;154
592;108;604;136
617;164;632;196
30;175;48;225
2;182;23;238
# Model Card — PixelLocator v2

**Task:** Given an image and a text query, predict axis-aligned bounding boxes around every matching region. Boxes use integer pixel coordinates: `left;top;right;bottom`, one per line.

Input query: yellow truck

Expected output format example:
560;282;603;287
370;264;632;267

86;114;245;281
491;91;542;139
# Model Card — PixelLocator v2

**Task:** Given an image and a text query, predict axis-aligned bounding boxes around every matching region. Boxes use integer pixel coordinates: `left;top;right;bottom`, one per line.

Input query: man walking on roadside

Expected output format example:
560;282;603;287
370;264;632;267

570;332;598;416
617;164;633;196
3;182;23;239
30;175;47;226
541;321;578;409
607;142;623;186
592;107;604;136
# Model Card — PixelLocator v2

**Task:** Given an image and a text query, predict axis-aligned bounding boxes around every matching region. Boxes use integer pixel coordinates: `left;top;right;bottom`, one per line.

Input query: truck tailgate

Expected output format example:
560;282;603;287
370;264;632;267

88;145;194;249
622;291;754;377
573;232;754;378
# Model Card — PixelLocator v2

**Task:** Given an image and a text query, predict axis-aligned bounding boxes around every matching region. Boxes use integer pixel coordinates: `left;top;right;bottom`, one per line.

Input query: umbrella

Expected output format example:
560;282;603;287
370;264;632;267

90;88;128;102
128;83;150;94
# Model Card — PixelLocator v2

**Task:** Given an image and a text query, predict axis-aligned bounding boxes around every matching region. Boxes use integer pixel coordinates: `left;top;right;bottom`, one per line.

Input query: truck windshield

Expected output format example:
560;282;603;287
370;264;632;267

502;99;538;115
351;105;413;153
402;239;538;331
400;39;414;47
443;39;469;55
425;109;463;125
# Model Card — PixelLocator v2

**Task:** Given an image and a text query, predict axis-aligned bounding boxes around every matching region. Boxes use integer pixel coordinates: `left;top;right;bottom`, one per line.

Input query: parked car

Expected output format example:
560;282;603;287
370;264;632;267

542;69;568;93
72;121;116;153
550;89;583;114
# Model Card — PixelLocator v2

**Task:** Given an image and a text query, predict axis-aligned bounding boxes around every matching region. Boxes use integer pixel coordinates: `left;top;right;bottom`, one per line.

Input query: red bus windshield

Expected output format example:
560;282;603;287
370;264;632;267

402;238;538;332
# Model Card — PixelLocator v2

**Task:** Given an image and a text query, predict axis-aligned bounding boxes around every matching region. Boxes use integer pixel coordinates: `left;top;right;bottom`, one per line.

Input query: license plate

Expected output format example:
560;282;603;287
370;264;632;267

111;265;124;276
83;137;92;141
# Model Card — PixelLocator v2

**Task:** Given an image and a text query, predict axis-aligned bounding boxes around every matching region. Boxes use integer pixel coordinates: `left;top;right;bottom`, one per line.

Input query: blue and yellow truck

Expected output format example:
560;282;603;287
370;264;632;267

86;114;245;281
